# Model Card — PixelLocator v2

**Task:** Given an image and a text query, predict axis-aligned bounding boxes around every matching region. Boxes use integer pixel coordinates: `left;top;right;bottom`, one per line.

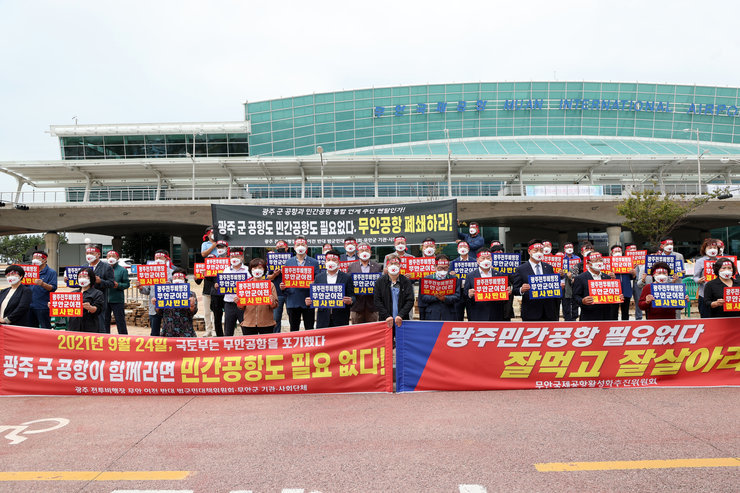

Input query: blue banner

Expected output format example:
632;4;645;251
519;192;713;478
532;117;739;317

352;273;381;295
153;283;191;309
451;260;478;282
491;253;521;275
64;266;84;288
645;254;677;274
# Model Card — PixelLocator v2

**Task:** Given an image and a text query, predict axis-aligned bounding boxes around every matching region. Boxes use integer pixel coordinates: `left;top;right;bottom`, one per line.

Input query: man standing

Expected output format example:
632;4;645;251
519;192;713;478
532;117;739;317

513;239;560;321
562;241;586;321
199;226;217;337
374;253;415;332
466;248;511;321
222;247;251;336
457;221;485;256
347;242;382;324
384;235;415;267
206;240;229;337
419;255;460;321
340;237;359;262
280;236;320;331
86;244;115;320
308;250;355;328
268;239;290;332
104;250;130;334
451;240;474;321
573;252;623;321
29;251;57;329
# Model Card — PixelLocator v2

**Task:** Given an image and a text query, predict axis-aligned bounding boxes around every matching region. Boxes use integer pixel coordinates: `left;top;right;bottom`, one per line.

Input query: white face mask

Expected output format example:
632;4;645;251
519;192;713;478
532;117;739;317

230;257;242;267
325;261;339;271
251;269;264;278
719;248;725;255
31;258;43;266
458;248;469;256
395;243;406;252
155;259;167;264
172;278;186;284
78;277;91;287
654;274;669;283
531;252;544;262
345;244;356;253
107;257;118;265
591;262;604;272
423;247;436;257
216;248;227;256
436;270;448;279
565;248;573;254
86;254;97;263
388;265;401;275
469;228;478;235
663;245;674;254
295;246;307;255
719;269;734;280
582;251;592;258
6;275;20;285
543;247;552;254
706;249;718;257
359;251;371;261
479;259;492;270
612;250;622;256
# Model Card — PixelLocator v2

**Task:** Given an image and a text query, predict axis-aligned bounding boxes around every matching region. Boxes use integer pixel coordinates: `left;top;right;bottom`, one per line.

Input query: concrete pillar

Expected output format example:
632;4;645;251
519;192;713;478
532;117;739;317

111;235;123;254
44;231;59;274
558;231;569;249
498;227;508;251
622;231;634;245
606;225;622;249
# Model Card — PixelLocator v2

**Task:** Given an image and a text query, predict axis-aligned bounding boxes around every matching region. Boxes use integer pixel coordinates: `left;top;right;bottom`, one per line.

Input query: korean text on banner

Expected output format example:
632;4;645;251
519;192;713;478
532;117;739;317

194;263;206;280
723;287;740;312
705;256;737;282
137;264;168;286
352;273;381;295
528;274;562;299
474;277;508;302
395;319;740;392
19;265;39;285
0;323;393;396
283;266;314;289
49;292;83;317
405;258;436;280
626;250;647;266
310;284;344;308
153;284;191;309
205;258;230;277
588;279;622;304
650;283;686;309
65;266;84;288
420;278;457;297
237;280;272;306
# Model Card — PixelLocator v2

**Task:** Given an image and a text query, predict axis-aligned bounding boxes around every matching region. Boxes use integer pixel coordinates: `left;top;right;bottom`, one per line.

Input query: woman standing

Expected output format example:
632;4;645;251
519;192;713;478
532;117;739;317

159;268;198;337
240;258;278;335
67;267;105;333
638;262;686;320
0;265;33;326
703;258;740;318
693;238;720;318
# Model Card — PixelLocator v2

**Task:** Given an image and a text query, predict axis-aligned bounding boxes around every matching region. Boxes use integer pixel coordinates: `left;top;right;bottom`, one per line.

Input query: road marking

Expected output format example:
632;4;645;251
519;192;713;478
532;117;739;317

112;491;193;493
535;458;740;472
0;418;70;445
459;485;488;492
0;471;191;481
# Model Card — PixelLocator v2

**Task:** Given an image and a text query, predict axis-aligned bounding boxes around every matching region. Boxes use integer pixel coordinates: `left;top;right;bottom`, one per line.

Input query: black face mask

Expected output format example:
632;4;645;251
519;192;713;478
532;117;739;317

277;248;287;253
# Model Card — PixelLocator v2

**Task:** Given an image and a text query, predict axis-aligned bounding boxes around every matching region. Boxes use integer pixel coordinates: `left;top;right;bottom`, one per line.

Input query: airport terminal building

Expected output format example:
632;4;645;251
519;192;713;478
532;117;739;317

1;81;740;264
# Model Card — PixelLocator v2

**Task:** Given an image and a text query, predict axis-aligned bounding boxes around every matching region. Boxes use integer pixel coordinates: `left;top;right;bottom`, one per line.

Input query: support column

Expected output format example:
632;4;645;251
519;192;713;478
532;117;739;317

622;231;634;245
44;232;59;274
558;231;569;249
606;225;622;249
111;235;123;254
498;227;508;251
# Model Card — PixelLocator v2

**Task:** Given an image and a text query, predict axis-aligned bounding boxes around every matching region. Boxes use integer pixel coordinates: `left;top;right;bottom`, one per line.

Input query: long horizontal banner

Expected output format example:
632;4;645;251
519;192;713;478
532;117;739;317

0;323;393;396
396;319;740;392
211;199;457;247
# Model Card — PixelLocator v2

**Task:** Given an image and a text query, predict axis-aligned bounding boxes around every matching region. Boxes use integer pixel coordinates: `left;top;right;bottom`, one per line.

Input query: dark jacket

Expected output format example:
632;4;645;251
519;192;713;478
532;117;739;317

572;271;617;321
512;261;559;321
465;269;509;322
283;256;321;309
347;260;382;313
67;287;105;333
703;277;740;317
91;260;115;300
373;274;415;321
312;270;356;328
419;273;461;321
108;263;130;304
0;285;32;326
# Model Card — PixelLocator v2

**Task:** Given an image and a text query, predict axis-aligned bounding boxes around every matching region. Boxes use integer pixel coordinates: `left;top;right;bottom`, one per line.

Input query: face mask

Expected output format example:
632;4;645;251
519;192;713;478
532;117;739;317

86;254;97;263
6;276;20;285
436;270;448;279
663;245;674;254
719;270;733;280
325;261;338;271
706;249;718;257
295;246;307;255
719;248;725;255
531;252;544;261
654;274;669;283
612;250;622;256
395;244;406;252
388;265;400;275
31;258;43;266
78;277;91;287
359;252;371;261
543;247;552;254
345;244;356;253
155;259;167;264
251;269;264;278
423;247;435;256
565;248;573;255
107;257;118;265
469;228;478;235
173;278;186;284
479;259;492;270
230;258;242;267
582;251;592;258
217;248;227;256
458;248;469;256
591;262;604;272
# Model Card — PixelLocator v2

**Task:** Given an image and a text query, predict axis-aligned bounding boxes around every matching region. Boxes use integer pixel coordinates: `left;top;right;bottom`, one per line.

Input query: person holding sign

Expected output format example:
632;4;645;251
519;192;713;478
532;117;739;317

608;245;636;321
66;267;105;333
240;258;279;335
561;241;587;322
513;240;559;322
268;239;291;333
104;250;130;334
451;241;476;321
466;248;511;321
347;242;382;324
374;253;415;332
340;237;359;262
573;252;623;321
383;235;415;270
221;248;251;336
158;268;198;337
280;236;320;331
29;251;57;329
85;244;115;321
419;255;460;321
457;221;485;256
638;262;687;320
199;226;218;337
134;252;173;337
703;258;740;318
693;238;721;319
0;265;32;326
306;250;355;329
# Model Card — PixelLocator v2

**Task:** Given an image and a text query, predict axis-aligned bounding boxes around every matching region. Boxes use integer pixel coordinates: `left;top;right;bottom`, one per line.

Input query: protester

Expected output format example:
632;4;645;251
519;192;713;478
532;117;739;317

717;239;726;256
67;267;105;333
659;237;686;276
29;251;57;329
240;258;279;335
158;268;198;337
307;249;355;328
466;248;511;321
207;240;229;337
340;237;358;262
267;239;290;332
280;236;320;331
492;244;516;321
199;226;218;336
221;247;251;336
374;253;414;331
104;250;130;334
609;244;636;321
542;240;553;255
638;262;686;320
625;244;644;321
704;257;740;317
347;242;381;324
562;241;589;321
451;240;474;321
135;253;173;337
513;240;559;321
417;237;437;319
457;221;485;256
86;244;115;319
384;235;414;267
0;265;32;326
419;254;460;321
693;238;721;318
573;252;623;321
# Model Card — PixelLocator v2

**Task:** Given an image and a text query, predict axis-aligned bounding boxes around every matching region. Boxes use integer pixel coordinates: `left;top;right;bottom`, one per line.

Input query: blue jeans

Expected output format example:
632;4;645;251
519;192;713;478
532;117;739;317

30;308;53;329
149;313;163;337
273;297;285;333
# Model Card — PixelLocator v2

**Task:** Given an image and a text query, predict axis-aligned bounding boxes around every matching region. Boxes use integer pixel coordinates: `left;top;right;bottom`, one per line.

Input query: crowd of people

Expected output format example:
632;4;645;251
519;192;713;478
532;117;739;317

1;225;737;336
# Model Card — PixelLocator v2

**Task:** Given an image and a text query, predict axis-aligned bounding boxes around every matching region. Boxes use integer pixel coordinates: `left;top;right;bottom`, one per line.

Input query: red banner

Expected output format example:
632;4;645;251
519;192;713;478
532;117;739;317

49;292;83;317
0;323;393;396
282;266;314;288
237;280;272;306
474;277;509;302
420;278;457;297
542;255;563;273
339;260;357;273
588;279;622;304
19;264;39;285
137;265;167;286
396;319;740;391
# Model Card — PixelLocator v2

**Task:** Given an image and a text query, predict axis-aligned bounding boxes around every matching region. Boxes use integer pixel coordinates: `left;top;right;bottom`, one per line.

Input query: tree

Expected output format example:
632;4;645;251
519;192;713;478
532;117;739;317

0;234;45;263
617;189;715;250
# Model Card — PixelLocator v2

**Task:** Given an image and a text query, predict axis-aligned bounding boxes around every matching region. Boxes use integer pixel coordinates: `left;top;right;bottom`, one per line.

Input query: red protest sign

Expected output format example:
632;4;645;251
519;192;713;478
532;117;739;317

626;250;647;266
205;257;230;277
474;277;509;302
705;256;737;282
610;256;634;274
194;263;206;280
49;292;83;317
137;264;168;286
237;280;272;306
420;278;457;297
405;257;437;280
542;255;563;273
588;279;622;304
19;264;39;285
282;266;314;288
339;260;357;273
723;287;740;311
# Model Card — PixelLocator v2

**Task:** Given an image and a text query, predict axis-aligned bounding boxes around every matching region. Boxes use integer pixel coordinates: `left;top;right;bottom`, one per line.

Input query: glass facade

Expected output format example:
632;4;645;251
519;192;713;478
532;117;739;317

60;133;248;160
245;82;740;157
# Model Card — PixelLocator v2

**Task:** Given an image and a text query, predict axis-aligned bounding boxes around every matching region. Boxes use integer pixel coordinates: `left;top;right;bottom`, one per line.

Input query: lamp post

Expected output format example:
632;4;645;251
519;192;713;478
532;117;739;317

317;146;325;207
683;128;701;194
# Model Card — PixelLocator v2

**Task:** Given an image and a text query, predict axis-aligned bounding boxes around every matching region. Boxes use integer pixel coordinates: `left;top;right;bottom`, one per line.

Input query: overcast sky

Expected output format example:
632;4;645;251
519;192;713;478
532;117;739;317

0;0;738;190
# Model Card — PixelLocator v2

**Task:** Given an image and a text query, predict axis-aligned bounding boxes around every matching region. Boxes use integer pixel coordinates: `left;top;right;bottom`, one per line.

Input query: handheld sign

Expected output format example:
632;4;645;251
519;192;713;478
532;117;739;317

420;277;457;297
601;257;614;276
65;266;84;288
153;283;191;309
310;283;344;308
474;277;509;302
267;252;292;272
528;274;562;299
194;263;206;280
491;253;520;275
405;257;436;279
237;280;272;306
588;279;622;304
451;260;478;281
19;264;39;285
352;272;381;295
205;257;230;277
610;256;634;274
626;250;647;266
282;266;314;288
137;264;168;286
723;287;740;311
315;254;326;270
650;283;686;309
217;272;250;295
49;292;83;317
339;260;357;273
645;254;677;275
705;256;737;282
542;255;564;274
